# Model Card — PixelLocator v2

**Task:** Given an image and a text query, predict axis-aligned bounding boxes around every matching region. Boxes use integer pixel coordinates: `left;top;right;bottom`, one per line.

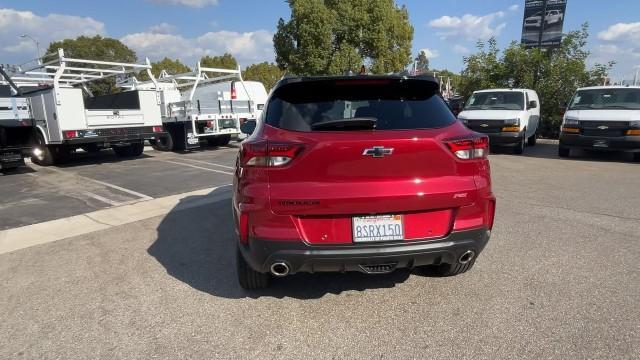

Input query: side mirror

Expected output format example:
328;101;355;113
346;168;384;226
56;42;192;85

528;100;538;109
240;120;256;135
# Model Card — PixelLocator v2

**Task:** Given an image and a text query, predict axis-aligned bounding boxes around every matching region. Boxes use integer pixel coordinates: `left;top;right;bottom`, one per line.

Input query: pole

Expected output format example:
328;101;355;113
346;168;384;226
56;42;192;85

20;34;41;63
634;68;639;86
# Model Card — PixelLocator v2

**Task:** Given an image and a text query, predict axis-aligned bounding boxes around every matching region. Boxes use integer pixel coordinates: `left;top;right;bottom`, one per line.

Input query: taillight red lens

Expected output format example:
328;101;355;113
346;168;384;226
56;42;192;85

152;126;163;133
63;130;78;139
231;82;237;100
445;136;489;160
241;140;303;167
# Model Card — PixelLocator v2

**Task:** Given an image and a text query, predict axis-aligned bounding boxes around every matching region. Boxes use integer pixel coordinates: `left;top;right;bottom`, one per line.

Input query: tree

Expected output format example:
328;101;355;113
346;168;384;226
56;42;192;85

45;36;138;96
243;62;285;90
200;53;238;69
274;0;414;75
458;23;614;138
137;57;191;81
414;50;429;74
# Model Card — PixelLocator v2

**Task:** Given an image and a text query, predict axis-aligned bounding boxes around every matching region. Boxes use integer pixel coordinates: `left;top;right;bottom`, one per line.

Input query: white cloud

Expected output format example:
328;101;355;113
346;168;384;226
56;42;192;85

509;4;520;12
121;29;274;66
598;22;640;42
418;48;439;59
428;11;507;41
453;44;470;54
148;0;218;8
0;8;104;61
148;23;176;34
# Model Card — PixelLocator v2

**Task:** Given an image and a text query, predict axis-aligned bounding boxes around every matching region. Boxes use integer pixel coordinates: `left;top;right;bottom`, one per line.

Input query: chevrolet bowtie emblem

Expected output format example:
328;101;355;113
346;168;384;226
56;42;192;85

480;124;489;127
362;146;394;158
597;125;608;130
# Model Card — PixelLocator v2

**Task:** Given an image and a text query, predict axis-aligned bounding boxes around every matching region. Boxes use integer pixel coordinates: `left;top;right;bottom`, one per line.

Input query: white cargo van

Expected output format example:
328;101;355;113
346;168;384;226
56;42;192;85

457;88;540;154
559;86;640;161
9;49;165;165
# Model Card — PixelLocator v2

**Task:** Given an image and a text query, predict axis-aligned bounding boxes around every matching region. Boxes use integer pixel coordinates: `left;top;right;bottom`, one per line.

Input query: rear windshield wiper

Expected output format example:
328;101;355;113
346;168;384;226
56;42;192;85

311;117;377;131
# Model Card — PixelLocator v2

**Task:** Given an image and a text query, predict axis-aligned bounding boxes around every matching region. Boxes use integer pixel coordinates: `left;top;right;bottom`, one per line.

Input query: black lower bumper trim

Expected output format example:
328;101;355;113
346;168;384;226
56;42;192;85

560;134;640;152
487;131;524;146
63;132;165;145
239;228;490;274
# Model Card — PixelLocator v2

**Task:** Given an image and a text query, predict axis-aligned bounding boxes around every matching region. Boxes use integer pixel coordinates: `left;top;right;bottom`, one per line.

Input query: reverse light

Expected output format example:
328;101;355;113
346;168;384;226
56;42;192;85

445;136;489;160
241;140;304;167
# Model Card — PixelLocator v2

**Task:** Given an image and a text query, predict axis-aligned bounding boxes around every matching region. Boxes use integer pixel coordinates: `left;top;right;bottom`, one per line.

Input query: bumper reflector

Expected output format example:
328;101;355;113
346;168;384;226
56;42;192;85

562;127;580;134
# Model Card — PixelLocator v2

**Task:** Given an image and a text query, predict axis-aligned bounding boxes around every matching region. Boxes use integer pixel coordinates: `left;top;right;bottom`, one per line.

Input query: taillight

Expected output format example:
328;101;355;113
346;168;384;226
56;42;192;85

231;82;237;100
63;130;78;139
445;136;489;160
241;140;303;167
152;126;163;133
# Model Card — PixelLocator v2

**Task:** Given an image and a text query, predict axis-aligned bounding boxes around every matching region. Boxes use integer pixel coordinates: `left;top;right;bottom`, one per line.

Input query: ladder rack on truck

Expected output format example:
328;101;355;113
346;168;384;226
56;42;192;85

7;49;165;165
123;62;257;151
0;66;37;170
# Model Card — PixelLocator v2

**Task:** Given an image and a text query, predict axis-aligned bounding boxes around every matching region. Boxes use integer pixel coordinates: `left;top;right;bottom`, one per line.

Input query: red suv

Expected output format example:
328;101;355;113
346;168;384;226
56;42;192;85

233;75;495;289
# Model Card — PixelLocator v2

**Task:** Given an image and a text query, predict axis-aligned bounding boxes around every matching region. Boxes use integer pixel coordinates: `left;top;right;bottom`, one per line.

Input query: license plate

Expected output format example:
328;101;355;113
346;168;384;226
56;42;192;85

593;139;609;148
352;215;404;243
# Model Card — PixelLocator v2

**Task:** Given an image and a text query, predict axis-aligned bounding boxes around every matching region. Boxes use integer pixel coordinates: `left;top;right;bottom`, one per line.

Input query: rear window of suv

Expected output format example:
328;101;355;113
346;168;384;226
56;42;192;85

265;78;456;131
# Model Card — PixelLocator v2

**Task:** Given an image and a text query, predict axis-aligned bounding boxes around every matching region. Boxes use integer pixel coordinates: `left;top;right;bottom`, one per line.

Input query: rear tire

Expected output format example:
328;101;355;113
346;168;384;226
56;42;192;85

436;258;476;276
236;247;270;290
151;132;174;151
527;134;537;146
633;152;640;162
31;132;56;166
218;134;231;147
558;146;570;158
129;142;144;157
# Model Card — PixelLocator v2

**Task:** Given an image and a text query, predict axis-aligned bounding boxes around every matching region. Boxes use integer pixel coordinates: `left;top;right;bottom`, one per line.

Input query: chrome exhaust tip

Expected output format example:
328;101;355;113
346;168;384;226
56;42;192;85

459;250;476;264
270;262;290;277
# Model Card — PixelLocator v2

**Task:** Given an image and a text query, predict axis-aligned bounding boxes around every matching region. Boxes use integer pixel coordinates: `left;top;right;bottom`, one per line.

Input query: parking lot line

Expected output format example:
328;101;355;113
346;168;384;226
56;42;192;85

159;160;234;175
0;185;231;255
174;157;235;170
81;191;122;206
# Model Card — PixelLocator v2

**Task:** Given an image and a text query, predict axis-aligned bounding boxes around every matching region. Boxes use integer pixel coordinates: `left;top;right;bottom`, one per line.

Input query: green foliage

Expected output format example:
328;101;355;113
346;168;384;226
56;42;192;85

243;62;285;91
200;53;238;69
458;23;614;138
414;50;429;74
45;36;138;96
274;0;414;75
138;57;191;81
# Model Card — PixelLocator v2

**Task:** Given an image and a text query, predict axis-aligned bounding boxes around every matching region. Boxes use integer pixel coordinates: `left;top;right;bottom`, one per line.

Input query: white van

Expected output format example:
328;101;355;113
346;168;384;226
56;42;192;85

457;88;540;154
559;86;640;161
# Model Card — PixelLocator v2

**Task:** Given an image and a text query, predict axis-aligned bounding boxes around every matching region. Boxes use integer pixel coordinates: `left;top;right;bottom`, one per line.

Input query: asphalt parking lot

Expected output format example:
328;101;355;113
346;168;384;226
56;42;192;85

1;140;638;359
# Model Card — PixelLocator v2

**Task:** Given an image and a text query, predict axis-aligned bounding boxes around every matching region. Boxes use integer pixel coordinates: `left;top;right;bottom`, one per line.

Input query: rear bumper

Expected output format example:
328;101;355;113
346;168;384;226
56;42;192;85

0;149;26;168
560;133;640;152
62;126;165;145
239;228;490;274
486;131;524;146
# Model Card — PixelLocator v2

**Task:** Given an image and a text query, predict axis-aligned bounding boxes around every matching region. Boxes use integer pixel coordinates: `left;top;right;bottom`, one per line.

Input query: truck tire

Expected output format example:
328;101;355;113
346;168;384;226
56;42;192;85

527;134;537;146
236;247;270;290
151;132;174;151
513;133;525;155
129;143;144;157
31;132;56;166
558;146;570;158
633;152;640;162
217;134;231;147
435;258;476;276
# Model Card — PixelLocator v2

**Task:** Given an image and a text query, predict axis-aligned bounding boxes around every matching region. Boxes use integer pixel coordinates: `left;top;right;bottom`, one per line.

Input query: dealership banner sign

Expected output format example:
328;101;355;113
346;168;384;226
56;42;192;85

521;0;567;48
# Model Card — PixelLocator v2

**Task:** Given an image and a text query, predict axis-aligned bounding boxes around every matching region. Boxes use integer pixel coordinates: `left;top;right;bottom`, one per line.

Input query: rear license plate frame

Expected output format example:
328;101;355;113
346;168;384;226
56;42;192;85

352;214;404;243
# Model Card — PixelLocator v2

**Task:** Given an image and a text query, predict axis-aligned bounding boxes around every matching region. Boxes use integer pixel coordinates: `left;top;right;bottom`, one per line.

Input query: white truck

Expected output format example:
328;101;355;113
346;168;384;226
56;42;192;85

457;88;540;154
8;49;165;165
124;63;266;151
0;67;36;170
559;86;640;161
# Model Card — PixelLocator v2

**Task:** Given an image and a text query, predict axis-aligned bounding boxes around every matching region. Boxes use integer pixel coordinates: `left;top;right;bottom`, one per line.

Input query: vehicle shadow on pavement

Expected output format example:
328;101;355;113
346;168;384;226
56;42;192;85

491;141;638;163
148;189;411;299
53;150;153;168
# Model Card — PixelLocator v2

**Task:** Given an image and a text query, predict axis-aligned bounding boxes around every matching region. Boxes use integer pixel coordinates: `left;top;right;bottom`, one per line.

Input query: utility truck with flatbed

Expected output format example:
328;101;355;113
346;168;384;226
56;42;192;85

8;49;165;165
122;63;264;151
0;67;36;170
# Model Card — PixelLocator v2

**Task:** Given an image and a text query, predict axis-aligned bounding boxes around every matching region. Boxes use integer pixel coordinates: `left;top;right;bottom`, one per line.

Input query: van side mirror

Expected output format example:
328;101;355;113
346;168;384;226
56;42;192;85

528;100;538;109
240;120;256;135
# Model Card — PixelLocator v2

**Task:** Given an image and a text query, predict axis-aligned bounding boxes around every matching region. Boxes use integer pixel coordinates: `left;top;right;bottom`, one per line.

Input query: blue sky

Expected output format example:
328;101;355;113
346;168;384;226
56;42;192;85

1;0;639;81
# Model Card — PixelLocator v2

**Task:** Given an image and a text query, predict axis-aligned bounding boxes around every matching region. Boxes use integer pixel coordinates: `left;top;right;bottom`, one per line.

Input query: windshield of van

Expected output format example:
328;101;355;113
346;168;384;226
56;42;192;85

463;91;524;110
569;88;640;110
265;78;456;132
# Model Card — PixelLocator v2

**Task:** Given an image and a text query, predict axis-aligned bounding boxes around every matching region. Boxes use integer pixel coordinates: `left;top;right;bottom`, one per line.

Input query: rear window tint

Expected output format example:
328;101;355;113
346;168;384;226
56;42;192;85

265;79;456;131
